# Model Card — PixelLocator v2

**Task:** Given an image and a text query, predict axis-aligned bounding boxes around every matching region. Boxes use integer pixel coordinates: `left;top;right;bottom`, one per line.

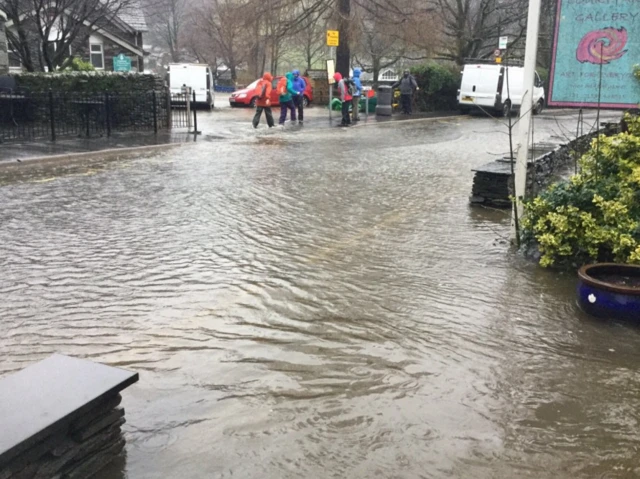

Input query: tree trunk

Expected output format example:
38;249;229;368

0;19;8;75
372;57;380;89
306;43;312;71
250;18;260;77
335;0;350;77
230;63;237;82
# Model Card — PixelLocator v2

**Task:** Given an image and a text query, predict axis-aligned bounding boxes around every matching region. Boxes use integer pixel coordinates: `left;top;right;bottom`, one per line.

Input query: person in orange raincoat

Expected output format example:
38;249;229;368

252;73;275;129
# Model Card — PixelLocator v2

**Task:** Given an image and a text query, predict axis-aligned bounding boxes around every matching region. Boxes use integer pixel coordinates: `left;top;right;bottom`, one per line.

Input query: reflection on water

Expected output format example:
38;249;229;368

1;115;640;479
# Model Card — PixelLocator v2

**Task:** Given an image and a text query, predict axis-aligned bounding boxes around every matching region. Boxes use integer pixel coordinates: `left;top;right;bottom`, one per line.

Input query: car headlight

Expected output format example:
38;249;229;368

238;93;247;99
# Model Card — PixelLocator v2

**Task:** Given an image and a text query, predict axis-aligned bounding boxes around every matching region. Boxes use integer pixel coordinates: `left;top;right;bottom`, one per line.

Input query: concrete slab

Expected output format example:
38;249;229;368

0;354;138;467
472;161;514;175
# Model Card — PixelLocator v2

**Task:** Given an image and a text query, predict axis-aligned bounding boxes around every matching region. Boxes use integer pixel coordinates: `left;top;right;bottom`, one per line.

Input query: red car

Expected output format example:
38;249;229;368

229;76;313;108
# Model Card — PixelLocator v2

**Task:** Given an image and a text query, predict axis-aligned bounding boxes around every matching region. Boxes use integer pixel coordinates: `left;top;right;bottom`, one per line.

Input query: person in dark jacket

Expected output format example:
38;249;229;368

334;72;352;127
252;72;275;129
351;68;363;122
392;70;418;114
291;69;306;124
278;72;297;125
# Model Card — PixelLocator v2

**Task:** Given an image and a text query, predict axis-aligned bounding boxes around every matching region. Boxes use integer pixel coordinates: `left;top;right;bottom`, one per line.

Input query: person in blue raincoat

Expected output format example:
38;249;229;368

351;68;363;122
291;70;307;124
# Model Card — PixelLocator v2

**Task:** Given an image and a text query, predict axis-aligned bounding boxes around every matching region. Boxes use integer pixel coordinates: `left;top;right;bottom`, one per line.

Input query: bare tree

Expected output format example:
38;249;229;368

194;0;252;82
295;13;326;71
351;3;404;86
144;0;187;62
1;0;136;71
431;0;527;65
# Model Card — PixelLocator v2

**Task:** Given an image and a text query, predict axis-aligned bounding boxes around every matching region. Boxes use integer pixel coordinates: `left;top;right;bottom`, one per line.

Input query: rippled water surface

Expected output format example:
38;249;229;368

2;111;640;479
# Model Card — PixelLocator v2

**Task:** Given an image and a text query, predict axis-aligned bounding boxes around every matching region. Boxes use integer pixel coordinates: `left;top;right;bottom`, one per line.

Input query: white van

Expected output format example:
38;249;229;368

168;63;215;109
457;62;545;116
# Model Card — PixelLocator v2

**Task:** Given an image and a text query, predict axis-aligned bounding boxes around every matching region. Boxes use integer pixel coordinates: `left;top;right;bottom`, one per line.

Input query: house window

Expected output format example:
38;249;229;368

381;70;397;81
90;44;104;69
8;50;21;69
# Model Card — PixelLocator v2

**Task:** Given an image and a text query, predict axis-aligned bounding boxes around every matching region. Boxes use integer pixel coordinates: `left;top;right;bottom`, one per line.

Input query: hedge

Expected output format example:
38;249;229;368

410;63;461;112
11;72;165;93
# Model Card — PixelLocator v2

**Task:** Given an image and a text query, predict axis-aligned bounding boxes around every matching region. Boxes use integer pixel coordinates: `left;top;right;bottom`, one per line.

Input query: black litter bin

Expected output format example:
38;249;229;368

376;85;392;116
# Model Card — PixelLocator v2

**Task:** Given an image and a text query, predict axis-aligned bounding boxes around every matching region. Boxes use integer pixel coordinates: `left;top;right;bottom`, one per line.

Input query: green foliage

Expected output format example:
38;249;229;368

63;57;95;72
410;63;460;112
537;67;549;85
522;115;640;267
11;72;163;93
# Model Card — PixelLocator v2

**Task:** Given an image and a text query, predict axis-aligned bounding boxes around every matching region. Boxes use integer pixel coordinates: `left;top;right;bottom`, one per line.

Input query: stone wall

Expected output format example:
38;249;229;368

0;354;138;479
518;122;621;200
0;16;9;75
2;394;127;479
470;121;621;208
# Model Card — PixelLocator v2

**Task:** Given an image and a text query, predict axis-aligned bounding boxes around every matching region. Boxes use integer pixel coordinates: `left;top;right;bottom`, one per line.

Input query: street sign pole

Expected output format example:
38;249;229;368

326;31;339;124
329;80;333;122
511;0;541;244
327;58;335;122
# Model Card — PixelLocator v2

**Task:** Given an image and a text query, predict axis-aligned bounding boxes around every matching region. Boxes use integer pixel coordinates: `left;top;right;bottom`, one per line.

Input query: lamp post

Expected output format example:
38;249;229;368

511;0;542;244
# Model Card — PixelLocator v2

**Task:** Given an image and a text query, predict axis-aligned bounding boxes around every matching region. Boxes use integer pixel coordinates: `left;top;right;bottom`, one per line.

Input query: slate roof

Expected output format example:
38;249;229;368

114;0;148;32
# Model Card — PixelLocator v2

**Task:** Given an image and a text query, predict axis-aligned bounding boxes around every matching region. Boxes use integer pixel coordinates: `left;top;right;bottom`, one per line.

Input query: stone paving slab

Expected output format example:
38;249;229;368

0;354;138;466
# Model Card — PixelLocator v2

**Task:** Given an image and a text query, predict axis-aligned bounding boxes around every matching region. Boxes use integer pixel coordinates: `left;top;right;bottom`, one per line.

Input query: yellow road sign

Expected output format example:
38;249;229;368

327;30;339;47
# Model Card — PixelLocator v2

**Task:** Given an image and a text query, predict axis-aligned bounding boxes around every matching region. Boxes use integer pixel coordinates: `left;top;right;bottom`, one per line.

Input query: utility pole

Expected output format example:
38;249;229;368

512;0;542;244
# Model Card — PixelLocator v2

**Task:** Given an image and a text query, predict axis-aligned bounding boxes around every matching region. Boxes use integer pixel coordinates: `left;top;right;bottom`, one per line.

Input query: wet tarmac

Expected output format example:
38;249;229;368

1;107;638;479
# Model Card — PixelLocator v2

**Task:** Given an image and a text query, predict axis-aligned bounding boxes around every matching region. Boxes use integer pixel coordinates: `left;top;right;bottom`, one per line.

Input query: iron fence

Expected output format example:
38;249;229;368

170;92;191;129
0;90;196;143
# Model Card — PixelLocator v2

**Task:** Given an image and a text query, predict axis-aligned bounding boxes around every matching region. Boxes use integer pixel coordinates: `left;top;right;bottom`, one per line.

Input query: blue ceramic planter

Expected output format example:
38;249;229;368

578;264;640;320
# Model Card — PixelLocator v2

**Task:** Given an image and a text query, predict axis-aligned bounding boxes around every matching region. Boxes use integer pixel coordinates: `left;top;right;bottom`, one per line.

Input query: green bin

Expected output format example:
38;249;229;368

359;96;377;112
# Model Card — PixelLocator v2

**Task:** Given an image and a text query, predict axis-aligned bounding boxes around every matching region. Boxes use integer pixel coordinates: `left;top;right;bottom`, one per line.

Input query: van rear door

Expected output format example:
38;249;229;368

458;64;502;109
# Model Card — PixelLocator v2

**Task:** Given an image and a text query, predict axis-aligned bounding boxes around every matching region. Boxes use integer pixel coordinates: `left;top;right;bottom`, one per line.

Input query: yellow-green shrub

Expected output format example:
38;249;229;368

522;115;640;267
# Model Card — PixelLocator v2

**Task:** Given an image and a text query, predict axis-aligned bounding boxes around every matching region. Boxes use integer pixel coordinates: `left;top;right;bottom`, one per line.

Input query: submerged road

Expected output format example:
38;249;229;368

1;108;637;479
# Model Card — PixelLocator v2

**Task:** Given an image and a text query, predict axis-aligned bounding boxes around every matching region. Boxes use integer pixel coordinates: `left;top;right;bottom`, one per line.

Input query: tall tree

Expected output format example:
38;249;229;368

351;1;404;86
194;0;251;81
431;0;527;65
144;0;187;62
295;12;326;71
335;0;350;76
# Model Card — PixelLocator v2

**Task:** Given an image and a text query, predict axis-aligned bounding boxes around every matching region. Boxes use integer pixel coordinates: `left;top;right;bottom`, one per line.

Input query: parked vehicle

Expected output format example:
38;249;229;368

457;62;545;116
230;76;313;108
168;63;215;109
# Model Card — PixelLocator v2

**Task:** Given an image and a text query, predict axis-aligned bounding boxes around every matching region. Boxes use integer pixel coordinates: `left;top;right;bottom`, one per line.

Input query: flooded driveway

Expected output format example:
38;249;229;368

1;110;639;479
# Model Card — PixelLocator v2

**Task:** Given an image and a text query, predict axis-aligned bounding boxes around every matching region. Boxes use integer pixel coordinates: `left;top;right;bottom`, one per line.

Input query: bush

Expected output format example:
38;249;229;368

522;114;640;267
410;63;460;112
63;57;95;72
11;72;164;93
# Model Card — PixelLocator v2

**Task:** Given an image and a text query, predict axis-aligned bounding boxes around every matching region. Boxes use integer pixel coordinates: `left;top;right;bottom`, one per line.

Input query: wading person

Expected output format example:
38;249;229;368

392;70;418;115
351;68;363;122
278;72;297;126
292;69;306;124
252;72;275;129
334;72;352;127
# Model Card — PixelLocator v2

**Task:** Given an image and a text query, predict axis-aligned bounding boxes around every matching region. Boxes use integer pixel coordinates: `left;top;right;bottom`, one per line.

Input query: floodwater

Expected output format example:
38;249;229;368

1;109;639;479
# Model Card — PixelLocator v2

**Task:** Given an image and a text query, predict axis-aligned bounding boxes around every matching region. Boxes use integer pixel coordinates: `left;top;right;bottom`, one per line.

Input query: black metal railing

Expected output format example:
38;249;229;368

0;90;195;143
170;93;189;129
